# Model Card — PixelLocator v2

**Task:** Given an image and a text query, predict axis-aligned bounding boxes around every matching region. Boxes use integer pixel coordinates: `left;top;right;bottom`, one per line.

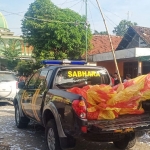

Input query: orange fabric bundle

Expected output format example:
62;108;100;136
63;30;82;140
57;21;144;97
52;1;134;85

68;74;150;120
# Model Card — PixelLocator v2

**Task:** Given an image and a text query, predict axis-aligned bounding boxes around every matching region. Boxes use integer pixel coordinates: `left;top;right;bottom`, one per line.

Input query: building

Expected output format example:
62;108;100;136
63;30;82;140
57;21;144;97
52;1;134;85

87;35;122;55
88;26;150;79
0;12;33;70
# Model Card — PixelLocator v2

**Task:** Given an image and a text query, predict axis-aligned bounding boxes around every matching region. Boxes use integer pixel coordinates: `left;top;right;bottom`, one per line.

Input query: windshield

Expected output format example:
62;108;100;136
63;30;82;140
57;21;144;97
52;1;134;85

0;72;16;82
54;68;110;89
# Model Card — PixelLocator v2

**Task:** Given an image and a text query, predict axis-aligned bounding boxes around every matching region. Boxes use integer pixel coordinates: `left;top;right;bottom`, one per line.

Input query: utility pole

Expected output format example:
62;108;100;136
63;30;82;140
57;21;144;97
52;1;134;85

85;0;88;62
95;0;122;84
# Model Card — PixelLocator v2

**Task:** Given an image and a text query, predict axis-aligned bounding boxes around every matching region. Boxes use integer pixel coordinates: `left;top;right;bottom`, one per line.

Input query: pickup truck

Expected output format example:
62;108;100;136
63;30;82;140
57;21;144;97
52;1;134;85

13;60;150;150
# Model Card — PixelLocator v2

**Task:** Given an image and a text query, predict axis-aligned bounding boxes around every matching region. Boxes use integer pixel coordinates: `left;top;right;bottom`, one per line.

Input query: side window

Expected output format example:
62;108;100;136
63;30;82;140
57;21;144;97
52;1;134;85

27;71;40;89
46;70;53;83
36;70;48;93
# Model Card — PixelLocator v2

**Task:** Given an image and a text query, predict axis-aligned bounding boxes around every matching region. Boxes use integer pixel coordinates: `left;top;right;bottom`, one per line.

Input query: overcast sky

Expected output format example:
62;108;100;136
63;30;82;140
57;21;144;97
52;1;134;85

0;0;149;36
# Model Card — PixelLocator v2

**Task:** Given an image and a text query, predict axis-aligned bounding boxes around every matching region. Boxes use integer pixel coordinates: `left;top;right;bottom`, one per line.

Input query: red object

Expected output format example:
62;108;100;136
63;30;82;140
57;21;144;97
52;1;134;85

96;89;111;101
81;126;87;133
113;84;119;91
123;80;134;88
72;100;87;119
141;74;150;92
87;110;100;120
111;77;114;86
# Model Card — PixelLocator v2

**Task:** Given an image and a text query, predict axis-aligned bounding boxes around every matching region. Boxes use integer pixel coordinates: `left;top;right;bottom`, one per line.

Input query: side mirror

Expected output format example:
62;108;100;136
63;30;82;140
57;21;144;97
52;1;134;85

18;82;25;89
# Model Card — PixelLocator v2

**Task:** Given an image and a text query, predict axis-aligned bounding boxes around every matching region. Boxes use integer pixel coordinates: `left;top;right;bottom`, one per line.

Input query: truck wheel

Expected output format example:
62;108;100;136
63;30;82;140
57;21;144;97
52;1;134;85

15;104;30;128
45;120;61;150
113;133;136;149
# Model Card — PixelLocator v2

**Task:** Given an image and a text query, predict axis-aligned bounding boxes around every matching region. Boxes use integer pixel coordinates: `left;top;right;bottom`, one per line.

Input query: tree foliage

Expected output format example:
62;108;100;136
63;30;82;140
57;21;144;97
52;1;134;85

113;20;137;36
2;43;21;60
0;39;21;70
15;60;41;76
93;30;108;35
22;0;92;60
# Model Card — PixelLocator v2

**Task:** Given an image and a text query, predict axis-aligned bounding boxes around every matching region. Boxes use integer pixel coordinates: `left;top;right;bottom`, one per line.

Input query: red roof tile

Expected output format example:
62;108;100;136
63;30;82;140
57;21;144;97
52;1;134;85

86;35;122;56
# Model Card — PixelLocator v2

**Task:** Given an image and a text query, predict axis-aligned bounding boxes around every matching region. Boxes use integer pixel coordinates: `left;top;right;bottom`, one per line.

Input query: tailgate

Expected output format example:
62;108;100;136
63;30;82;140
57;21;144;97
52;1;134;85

88;112;150;132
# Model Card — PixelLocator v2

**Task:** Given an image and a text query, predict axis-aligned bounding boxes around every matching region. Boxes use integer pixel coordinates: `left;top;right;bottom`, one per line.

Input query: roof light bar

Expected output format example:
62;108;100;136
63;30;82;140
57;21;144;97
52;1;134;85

41;60;87;65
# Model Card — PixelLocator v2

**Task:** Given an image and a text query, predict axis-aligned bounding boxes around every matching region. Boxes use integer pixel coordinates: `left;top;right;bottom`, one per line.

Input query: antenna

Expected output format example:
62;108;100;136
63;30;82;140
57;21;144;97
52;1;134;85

95;0;122;84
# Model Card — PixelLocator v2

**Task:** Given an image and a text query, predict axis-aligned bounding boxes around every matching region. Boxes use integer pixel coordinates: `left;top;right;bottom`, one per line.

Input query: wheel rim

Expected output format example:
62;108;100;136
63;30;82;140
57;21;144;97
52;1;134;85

15;106;20;125
47;128;55;150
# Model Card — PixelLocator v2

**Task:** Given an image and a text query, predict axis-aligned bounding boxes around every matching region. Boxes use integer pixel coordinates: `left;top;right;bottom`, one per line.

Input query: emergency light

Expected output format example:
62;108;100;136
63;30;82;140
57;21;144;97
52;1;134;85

41;59;87;65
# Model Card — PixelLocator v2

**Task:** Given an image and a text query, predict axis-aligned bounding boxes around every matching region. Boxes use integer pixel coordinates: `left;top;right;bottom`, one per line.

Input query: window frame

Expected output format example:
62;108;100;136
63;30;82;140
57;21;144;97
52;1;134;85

36;70;49;91
52;67;111;89
26;70;41;89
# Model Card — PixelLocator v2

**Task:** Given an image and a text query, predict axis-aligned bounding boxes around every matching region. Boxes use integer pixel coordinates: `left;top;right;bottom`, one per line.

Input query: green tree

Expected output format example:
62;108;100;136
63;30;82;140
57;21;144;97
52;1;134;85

1;39;21;70
93;30;108;35
22;0;92;60
113;20;137;36
15;60;41;76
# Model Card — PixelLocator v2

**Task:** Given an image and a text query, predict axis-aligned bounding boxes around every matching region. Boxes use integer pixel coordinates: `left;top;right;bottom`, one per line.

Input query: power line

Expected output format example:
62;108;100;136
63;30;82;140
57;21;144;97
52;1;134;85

85;4;139;57
0;2;143;53
100;18;135;55
0;10;24;17
87;1;96;33
0;8;85;25
2;8;141;48
78;0;84;15
88;0;140;50
0;3;85;29
101;7;123;20
3;11;138;48
95;0;122;84
89;0;98;9
3;11;25;17
66;0;82;9
104;14;140;44
89;0;124;21
56;0;79;6
56;0;69;6
88;11;139;55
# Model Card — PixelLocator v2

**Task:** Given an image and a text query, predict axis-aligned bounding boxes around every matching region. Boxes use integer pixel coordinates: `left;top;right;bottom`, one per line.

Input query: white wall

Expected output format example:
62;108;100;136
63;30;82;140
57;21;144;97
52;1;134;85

89;48;150;62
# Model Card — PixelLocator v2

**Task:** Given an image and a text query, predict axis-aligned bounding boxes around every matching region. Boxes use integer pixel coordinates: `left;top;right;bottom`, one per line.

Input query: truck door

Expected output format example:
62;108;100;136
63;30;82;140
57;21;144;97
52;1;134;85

32;70;52;122
21;71;40;119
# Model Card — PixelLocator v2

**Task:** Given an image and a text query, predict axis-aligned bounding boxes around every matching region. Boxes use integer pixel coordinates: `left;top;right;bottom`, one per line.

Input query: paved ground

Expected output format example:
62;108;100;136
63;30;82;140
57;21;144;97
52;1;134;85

1;102;150;150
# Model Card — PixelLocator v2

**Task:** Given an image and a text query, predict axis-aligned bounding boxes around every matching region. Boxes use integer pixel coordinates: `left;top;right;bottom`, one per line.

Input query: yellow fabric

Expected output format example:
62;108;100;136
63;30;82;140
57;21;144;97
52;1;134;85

68;74;150;120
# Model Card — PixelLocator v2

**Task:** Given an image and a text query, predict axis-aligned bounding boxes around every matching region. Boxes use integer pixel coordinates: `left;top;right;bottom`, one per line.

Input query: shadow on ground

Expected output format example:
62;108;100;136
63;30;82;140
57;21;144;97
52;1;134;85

0;101;13;107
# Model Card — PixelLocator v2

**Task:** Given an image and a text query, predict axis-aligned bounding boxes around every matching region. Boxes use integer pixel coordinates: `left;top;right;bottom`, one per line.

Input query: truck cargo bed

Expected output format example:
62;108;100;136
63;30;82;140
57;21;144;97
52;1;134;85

88;112;150;132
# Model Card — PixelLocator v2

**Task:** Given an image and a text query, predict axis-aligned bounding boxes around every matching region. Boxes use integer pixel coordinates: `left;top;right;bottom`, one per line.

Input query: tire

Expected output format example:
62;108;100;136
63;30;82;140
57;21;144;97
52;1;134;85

45;120;61;150
113;133;136;149
15;104;30;128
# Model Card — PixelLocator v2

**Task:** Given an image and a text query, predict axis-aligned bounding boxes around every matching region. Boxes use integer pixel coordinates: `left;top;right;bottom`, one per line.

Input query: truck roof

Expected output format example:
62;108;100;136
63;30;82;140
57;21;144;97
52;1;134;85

44;65;107;70
41;60;108;71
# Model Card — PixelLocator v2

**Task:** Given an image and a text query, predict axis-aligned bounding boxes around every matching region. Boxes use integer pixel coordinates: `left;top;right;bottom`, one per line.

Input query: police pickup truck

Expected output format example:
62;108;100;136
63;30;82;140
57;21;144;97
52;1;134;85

13;60;150;150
